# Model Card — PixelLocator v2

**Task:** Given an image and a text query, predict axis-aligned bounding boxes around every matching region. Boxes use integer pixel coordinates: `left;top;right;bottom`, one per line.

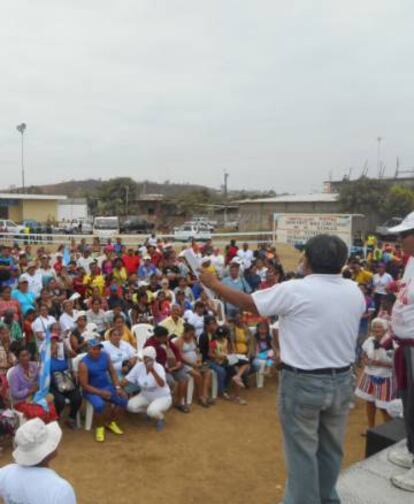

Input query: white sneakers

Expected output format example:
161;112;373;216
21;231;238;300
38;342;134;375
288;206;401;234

388;445;414;469
389;445;414;492
392;467;414;492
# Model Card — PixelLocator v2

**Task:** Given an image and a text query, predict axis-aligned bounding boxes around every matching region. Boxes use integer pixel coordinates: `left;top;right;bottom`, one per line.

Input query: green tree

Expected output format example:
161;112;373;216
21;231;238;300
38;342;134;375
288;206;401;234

381;185;414;217
338;177;389;216
96;177;137;215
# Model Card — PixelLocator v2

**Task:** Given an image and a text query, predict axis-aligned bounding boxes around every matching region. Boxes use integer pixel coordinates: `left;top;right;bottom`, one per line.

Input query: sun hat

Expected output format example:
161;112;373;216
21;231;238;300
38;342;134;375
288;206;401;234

13;418;62;466
18;275;29;284
388;212;414;234
74;311;87;322
200;256;211;265
230;257;242;266
142;346;156;360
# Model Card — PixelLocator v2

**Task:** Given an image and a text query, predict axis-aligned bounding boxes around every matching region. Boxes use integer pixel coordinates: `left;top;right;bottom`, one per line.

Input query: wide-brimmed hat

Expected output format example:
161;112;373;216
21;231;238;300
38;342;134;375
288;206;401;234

388;212;414;234
13;418;62;466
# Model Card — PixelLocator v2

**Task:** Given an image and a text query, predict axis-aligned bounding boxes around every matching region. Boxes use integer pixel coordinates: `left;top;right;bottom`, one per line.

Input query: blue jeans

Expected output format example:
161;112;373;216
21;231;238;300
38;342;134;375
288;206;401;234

208;362;228;394
278;369;354;504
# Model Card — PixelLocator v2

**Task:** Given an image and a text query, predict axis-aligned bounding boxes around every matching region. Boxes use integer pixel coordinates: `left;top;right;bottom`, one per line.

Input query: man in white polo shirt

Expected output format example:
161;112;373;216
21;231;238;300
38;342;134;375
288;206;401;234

200;234;365;504
386;212;414;491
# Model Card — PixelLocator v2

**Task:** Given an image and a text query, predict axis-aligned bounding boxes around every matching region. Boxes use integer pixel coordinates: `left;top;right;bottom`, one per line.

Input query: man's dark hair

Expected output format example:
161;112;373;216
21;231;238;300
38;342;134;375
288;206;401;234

154;325;169;338
304;234;348;274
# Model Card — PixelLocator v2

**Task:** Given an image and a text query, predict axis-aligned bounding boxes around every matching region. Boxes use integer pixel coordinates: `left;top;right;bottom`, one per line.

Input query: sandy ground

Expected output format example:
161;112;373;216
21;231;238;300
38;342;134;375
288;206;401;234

0;380;371;504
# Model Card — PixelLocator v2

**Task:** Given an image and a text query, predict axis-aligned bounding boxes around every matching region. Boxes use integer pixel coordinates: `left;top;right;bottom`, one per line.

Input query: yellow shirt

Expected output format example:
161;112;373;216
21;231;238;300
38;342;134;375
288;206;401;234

113;267;128;286
354;269;373;285
234;326;249;355
160;316;184;338
83;274;105;296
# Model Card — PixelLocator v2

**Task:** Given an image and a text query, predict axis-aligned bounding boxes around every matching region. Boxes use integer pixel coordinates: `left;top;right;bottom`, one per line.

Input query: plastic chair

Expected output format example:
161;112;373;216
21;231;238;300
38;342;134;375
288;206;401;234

131;323;154;359
255;360;267;388
210;370;218;399
71;353;94;430
214;299;226;326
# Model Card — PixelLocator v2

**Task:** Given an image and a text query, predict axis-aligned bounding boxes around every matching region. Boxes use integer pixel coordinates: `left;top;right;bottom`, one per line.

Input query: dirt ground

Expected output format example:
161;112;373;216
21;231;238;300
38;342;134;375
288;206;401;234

0;381;371;504
0;243;373;503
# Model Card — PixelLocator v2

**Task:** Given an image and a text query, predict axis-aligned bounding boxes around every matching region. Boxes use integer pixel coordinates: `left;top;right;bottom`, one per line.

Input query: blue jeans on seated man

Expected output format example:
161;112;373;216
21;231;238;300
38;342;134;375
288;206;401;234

278;368;354;504
208;362;228;395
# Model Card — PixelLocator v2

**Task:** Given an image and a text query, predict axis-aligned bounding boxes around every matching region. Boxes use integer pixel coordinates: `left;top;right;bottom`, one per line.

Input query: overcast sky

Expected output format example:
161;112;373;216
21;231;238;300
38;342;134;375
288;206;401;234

1;1;413;194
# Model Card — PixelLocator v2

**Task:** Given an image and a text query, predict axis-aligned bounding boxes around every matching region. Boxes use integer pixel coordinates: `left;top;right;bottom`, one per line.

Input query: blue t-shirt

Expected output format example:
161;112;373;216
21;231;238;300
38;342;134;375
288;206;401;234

11;289;36;315
82;351;111;389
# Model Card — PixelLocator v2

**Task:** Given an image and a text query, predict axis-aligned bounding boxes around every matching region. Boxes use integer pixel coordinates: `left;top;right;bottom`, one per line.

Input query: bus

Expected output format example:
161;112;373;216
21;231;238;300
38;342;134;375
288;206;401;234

93;216;120;237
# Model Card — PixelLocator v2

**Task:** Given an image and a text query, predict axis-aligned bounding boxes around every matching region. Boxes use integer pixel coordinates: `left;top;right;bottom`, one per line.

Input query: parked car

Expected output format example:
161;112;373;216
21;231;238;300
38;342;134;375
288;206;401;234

120;218;154;234
173;224;212;242
376;217;403;238
0;219;25;234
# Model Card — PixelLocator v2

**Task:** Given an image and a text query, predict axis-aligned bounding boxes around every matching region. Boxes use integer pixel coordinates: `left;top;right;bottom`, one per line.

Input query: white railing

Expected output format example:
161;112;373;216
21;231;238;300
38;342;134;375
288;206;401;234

0;231;275;248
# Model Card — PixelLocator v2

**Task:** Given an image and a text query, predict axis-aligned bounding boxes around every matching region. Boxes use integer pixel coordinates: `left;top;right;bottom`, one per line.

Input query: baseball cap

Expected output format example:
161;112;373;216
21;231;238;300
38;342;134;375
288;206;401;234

87;338;103;348
388;212;414;234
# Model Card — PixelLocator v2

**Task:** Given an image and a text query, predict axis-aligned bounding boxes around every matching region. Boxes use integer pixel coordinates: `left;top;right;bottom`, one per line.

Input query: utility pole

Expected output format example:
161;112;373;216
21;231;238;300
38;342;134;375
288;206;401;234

16;123;27;191
223;171;229;227
125;185;129;216
377;136;382;178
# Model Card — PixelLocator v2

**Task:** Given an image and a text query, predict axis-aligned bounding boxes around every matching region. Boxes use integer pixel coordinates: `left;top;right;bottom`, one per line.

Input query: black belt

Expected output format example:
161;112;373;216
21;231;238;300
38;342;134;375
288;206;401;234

281;363;351;375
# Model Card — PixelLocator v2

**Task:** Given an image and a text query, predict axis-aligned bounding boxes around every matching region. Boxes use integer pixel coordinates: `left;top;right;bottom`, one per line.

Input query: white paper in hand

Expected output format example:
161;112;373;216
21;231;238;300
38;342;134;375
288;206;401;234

182;248;215;300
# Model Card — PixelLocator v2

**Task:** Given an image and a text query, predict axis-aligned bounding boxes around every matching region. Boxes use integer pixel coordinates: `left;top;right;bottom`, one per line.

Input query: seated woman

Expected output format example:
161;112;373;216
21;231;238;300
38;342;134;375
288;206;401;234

209;325;248;405
0;326;14;404
252;321;274;375
176;323;213;408
68;312;90;355
104;314;136;347
152;290;171;324
8;346;58;423
125;346;172;431
50;337;82;429
102;328;137;392
78;338;128;442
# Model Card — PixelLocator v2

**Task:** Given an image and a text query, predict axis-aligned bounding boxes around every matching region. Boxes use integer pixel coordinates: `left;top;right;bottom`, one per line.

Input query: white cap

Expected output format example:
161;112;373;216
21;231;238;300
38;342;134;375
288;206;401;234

13;419;62;466
388;212;414;234
200;256;211;265
142;346;156;360
74;310;87;322
69;292;81;302
230;257;242;266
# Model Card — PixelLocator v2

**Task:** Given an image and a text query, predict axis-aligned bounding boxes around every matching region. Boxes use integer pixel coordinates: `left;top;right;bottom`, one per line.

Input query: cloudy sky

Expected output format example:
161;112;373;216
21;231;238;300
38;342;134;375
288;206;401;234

1;1;413;193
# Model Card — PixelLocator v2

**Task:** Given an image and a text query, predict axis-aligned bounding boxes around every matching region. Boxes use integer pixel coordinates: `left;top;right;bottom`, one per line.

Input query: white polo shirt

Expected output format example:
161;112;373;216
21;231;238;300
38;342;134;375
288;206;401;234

392;256;414;340
252;274;365;370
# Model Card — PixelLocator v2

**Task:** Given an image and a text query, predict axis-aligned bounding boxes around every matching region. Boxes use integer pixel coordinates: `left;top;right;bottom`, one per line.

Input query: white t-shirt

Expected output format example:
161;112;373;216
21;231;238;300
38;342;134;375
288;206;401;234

0;464;76;504
184;310;205;339
32;315;57;346
77;256;94;274
59;312;77;335
210;254;225;277
252;274;366;369
126;362;171;402
237;249;254;269
21;271;43;299
373;272;393;296
362;336;393;378
392;256;414;340
102;340;136;375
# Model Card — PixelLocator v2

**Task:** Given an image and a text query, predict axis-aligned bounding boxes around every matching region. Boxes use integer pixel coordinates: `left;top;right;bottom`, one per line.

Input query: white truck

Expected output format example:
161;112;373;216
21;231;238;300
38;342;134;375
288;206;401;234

93;216;120;238
173;223;212;242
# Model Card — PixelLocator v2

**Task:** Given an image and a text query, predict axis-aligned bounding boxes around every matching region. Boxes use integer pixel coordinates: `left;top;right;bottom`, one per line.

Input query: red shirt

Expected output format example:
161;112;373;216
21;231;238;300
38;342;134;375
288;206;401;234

122;254;140;275
144;337;182;369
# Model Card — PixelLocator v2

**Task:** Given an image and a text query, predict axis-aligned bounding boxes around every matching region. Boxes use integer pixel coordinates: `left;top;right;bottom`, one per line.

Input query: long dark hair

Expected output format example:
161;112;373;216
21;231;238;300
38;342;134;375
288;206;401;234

254;321;272;348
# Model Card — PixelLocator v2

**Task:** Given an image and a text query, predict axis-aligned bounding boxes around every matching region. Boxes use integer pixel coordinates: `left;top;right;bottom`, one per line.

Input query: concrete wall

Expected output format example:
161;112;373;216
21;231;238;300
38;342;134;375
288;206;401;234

238;201;342;231
8;205;23;222
22;200;58;222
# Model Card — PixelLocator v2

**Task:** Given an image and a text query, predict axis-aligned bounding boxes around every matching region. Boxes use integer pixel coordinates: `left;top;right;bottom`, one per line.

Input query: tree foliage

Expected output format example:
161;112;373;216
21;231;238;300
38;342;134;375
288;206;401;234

90;177;137;216
338;177;414;218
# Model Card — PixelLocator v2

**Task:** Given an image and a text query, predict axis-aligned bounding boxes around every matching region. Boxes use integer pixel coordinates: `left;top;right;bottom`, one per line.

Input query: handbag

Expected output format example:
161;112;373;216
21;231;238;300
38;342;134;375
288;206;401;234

53;370;76;393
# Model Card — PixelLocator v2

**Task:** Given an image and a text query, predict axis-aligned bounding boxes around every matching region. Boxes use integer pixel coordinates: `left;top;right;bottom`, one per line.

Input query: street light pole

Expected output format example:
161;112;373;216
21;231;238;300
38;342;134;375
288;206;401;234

16;123;27;191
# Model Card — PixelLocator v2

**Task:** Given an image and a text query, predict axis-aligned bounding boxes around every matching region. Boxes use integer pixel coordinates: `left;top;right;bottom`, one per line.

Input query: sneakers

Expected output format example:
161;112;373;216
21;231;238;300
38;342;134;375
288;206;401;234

391;467;414;492
106;421;124;435
95;426;105;443
388;445;414;469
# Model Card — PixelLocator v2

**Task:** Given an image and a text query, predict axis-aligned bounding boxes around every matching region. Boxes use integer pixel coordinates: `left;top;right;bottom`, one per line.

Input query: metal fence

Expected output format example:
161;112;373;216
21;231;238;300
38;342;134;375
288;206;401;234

0;231;275;248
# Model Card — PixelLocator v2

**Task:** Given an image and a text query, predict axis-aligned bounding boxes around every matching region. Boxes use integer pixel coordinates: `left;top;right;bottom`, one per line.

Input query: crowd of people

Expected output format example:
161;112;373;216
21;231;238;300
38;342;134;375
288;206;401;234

0;236;282;443
0;227;413;502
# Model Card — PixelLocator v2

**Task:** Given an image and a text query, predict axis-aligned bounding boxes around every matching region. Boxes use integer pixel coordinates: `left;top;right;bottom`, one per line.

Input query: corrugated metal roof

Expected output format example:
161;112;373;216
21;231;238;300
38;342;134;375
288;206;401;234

236;193;338;204
0;193;67;201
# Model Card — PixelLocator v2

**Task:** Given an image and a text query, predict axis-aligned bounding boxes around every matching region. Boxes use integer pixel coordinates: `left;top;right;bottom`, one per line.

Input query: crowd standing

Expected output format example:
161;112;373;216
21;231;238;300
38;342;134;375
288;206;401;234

0;229;412;502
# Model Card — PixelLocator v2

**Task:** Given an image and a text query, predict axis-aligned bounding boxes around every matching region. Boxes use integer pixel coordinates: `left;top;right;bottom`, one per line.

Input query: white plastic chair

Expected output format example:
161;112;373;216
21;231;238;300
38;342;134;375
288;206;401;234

131;323;154;359
255;360;267;388
210;370;218;399
6;367;26;426
71;353;94;430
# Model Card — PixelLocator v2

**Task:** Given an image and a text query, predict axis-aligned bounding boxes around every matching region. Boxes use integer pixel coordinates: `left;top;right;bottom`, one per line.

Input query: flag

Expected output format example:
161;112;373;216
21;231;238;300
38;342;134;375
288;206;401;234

63;245;71;266
33;328;51;411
